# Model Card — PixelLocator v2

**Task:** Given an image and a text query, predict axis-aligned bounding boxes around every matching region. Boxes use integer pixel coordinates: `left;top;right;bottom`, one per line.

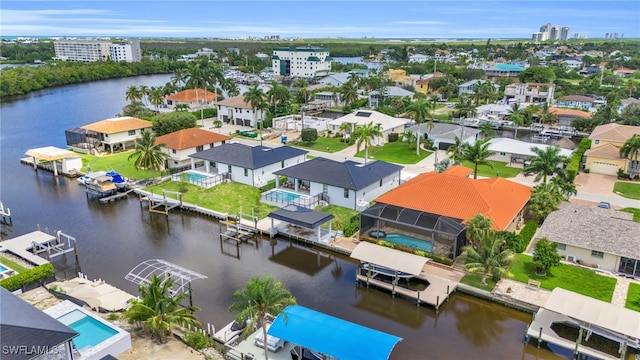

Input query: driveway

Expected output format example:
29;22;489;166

574;173;616;195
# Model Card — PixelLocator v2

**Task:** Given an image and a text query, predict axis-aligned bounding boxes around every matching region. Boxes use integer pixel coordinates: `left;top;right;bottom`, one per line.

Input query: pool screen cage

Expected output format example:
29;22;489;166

360;203;467;259
65;128;100;150
125;259;207;304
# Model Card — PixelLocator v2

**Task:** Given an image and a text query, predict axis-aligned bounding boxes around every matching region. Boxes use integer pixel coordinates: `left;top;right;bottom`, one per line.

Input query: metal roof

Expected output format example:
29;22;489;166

125;259;207;297
267;205;334;229
350;241;428;276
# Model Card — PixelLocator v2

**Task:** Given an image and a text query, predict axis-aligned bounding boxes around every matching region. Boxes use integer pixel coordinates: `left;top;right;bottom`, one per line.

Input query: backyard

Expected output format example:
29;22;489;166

627;283;640;312
291;136;351;153
315;205;359;230
354;141;432;164
144;181;278;218
77;151;155;180
459;274;498;292
613;182;640;200
461;160;522;178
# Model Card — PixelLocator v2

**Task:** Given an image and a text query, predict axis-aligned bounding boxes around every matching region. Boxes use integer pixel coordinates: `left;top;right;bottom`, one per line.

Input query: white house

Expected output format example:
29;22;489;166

369;86;414;108
216;95;266;127
486;138;574;165
317;73;351;87
408;54;430;63
405;123;480;150
328;110;408;146
154;128;230;169
504;83;555;104
188;143;308;187
458;80;499;97
537;202;640;275
272;46;332;78
272;157;403;210
66;116;153;153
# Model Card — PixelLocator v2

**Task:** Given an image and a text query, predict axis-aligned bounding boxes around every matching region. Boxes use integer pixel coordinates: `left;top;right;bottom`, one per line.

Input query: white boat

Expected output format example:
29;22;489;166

213;319;248;344
77;171;107;186
254;322;285;352
361;263;414;279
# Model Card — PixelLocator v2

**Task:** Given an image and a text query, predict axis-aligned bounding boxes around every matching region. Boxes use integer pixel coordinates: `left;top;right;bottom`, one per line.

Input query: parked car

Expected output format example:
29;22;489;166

597;202;611;209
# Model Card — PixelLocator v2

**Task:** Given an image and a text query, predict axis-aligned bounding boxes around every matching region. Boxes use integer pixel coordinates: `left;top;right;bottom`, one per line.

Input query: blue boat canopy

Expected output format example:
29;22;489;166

268;305;402;360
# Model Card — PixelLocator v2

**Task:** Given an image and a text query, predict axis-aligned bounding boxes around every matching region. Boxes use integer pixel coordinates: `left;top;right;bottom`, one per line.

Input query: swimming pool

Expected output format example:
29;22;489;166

57;310;118;350
384;233;434;253
184;171;211;182
0;264;8;272
265;189;304;202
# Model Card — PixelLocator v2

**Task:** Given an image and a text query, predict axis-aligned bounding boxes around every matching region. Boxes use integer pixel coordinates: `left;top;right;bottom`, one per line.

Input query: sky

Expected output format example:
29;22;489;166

1;1;639;39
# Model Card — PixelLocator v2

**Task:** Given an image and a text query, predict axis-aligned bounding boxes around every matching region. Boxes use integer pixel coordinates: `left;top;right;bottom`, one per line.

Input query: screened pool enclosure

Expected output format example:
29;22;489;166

360;203;467;259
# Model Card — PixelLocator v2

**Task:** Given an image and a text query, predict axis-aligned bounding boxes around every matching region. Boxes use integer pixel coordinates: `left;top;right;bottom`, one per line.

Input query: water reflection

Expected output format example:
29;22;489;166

269;243;333;276
452;294;508;347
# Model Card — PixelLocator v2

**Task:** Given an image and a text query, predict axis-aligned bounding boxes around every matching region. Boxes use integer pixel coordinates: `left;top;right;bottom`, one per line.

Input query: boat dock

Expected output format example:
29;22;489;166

0;230;78;266
98;189;134;204
0;202;12;225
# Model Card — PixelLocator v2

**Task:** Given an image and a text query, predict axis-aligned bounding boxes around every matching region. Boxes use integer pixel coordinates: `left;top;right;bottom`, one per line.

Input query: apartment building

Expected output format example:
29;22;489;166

272;46;332;78
54;39;111;62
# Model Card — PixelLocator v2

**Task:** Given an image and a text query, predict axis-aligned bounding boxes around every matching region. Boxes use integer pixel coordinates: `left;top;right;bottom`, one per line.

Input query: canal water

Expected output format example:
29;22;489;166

0;75;562;359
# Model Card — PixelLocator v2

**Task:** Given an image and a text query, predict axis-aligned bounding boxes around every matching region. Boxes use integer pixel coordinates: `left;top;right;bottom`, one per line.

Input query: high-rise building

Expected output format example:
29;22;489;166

560;27;570;41
272;46;332;78
54;39;111;62
127;38;142;62
532;32;543;42
550;26;560;40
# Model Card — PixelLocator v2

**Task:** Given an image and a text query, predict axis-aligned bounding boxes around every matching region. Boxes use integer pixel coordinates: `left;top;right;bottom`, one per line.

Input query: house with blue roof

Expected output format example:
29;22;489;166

270;157;403;210
189;143;307;187
485;63;524;81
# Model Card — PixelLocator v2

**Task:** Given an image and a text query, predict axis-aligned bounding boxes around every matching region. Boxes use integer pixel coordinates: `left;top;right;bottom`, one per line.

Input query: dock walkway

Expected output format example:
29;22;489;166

0;231;55;266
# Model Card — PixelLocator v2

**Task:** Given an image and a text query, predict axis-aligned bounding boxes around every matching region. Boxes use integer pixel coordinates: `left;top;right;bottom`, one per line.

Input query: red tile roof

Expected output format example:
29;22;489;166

550;107;591;118
154;128;230;150
81;117;152;134
165;89;216;102
375;166;531;230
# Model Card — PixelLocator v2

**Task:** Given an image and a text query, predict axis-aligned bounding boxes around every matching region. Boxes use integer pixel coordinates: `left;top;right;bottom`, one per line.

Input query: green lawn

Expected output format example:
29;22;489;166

291;137;351;153
0;256;29;273
613;182;640;200
461;160;522;178
76;151;155;180
620;208;640;222
354;141;432;164
508;254;616;302
144;181;278;218
460;273;498;292
315;205;359;230
626;283;640;312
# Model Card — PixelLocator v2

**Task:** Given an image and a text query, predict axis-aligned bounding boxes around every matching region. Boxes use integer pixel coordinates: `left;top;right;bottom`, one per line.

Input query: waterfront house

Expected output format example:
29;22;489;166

269;157;403;210
536;202;640;275
65;116;152;154
369;86;414;108
618;97;640;113
585;123;640;176
475;103;514;120
165;88;216;110
408;53;429;63
361;166;531;258
328;110;407;146
549;107;591;128
154;128;230;170
216;95;266;127
458;80;499;97
1;287;78;360
188;143;307;187
404;123;480;150
317;72;351;87
556;95;598;110
485;138;574;165
504;83;555;104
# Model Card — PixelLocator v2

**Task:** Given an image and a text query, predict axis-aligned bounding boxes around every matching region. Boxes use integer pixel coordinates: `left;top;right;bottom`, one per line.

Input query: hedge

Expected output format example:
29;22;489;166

0;263;55;292
567;137;591;174
518;220;538;247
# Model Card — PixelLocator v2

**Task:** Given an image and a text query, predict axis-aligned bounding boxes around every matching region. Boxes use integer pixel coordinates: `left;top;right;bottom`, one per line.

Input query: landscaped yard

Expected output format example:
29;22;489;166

0;256;29;273
144;181;278;218
76;151;155;180
461;160;522;178
354;141;432;164
291;136;351;153
620;208;640;222
315;205;359;230
460;273;498;292
613;182;640;200
507;254;616;302
626;283;640;312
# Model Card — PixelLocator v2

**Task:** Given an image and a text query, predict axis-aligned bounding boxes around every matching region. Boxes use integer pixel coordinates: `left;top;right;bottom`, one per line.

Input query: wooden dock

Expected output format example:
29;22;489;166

98;189;134;204
356;270;456;311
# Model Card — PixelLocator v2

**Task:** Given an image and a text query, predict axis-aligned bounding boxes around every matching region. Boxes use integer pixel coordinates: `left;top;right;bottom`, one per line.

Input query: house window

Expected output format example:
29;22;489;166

210;162;216;168
379;178;383;187
281;160;285;168
210;143;215;148
244;168;248;177
128;130;136;136
344;188;349;198
196;145;204;152
591;250;604;259
323;184;328;193
500;152;506;156
172;149;176;154
228;165;232;173
594;139;600;145
556;243;566;250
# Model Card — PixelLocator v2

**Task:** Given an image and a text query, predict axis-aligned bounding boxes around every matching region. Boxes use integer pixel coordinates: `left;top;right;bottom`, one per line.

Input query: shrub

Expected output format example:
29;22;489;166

0;263;55;292
388;133;399;142
343;221;360;237
301;128;318;143
107;313;120;321
423;252;454;266
584;168;590;173
212;120;222;128
533;238;562;276
567;137;591;173
191;108;217;119
519;220;538;246
183;330;212;350
377;240;395;249
498;231;526;253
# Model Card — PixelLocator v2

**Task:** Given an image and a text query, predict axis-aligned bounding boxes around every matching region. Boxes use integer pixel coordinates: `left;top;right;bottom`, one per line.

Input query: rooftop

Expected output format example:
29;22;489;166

216;95;253;109
487;138;574;158
189;143;307;169
328;110;407;131
165;88;216;102
81;117;152;135
154;128;230;150
589;123;640;142
549;107;592;118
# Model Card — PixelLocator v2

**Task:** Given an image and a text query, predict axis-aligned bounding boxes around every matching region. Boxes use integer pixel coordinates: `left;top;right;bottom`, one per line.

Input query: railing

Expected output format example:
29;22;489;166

260;191;329;208
171;172;230;189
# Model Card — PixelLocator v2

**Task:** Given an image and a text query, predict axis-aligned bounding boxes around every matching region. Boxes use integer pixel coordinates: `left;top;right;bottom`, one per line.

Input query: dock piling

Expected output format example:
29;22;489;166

537;327;542;348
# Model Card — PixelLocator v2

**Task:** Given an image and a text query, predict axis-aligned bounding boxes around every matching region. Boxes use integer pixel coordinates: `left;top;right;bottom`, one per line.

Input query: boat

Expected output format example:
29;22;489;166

77;171;107;186
106;171;127;189
290;346;325;360
361;262;414;279
213;319;248;344
77;172;117;196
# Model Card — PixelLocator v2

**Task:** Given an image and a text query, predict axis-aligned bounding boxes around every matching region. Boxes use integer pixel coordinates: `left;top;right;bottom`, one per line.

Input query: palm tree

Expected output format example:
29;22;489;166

148;87;165;111
507;103;524;140
171;68;187;90
229;275;296;360
462;232;513;286
139;85;150;106
243;85;266;143
538;102;558;125
266;81;290;115
353;122;383;164
340;81;359;108
125;85;142;104
478;122;496;139
620;134;640;177
446;136;467;164
128;131;168;177
221;77;240;97
462;138;496;179
122;275;200;344
185;64;206;125
295;86;311;105
465;214;493;247
523;146;569;184
338;122;352;143
528;182;563;223
406;100;433;156
454;95;476;119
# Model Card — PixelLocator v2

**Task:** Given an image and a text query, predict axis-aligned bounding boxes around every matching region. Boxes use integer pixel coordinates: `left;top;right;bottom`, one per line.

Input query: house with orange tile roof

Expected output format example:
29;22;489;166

613;67;636;77
65;116;152;154
216;95;266;127
360;166;531;259
165;89;216;110
154;128;230;169
548;107;592;128
585;123;640;176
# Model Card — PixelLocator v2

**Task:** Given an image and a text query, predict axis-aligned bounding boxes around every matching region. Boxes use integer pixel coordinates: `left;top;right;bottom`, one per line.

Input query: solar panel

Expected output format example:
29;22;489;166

355;111;372;117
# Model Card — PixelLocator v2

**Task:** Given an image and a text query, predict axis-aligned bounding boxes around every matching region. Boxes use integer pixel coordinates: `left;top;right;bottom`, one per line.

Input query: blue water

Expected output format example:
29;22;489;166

267;190;302;201
0;264;7;272
185;171;210;181
385;233;434;253
66;314;118;350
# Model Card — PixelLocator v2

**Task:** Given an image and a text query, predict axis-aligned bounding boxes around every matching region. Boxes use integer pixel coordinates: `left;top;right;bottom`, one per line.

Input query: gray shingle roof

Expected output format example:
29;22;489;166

536;202;640;259
1;288;78;360
273;157;402;191
268;204;334;229
190;143;307;169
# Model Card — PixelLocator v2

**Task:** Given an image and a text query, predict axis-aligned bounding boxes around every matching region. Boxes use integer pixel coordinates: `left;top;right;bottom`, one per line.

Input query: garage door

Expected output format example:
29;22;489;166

590;161;619;175
439;142;453;150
